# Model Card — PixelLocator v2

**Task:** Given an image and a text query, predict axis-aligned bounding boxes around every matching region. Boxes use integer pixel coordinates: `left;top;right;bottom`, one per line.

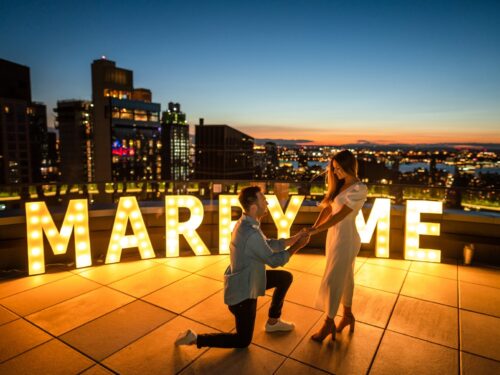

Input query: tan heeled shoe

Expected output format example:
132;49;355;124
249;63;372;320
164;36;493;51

336;312;355;333
311;317;336;342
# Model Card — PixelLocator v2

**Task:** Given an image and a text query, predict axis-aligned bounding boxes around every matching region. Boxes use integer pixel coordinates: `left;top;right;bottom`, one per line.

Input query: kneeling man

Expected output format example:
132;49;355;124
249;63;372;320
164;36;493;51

176;186;309;348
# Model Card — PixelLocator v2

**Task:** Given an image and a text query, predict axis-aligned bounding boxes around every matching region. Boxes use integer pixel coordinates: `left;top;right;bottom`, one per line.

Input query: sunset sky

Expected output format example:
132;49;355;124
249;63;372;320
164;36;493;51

1;0;499;145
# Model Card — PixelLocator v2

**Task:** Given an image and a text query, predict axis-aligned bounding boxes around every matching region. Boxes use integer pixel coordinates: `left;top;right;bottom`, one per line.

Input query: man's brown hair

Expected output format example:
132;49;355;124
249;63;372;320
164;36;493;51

238;186;261;213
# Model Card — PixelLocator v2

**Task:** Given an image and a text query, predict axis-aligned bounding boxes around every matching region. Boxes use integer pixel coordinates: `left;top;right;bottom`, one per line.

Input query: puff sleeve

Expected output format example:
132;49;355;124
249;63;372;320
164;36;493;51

342;183;367;211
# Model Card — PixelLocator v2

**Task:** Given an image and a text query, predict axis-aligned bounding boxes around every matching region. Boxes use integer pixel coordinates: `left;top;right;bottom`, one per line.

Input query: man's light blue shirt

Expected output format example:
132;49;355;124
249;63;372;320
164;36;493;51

223;213;290;306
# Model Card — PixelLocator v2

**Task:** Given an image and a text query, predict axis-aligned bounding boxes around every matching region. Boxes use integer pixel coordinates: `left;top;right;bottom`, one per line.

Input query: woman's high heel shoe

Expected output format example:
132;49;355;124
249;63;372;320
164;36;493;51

311;317;336;342
336;312;355;333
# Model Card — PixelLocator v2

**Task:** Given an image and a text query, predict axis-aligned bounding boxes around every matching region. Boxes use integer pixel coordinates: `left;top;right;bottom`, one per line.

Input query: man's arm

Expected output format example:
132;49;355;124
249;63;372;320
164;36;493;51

286;234;310;257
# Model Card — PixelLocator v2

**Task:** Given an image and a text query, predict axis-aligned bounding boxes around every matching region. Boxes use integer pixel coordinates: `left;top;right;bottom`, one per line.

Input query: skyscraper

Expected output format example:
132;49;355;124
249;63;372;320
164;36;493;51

28;102;49;183
195;120;254;179
55;100;94;183
0;59;33;184
161;102;190;181
91;58;161;182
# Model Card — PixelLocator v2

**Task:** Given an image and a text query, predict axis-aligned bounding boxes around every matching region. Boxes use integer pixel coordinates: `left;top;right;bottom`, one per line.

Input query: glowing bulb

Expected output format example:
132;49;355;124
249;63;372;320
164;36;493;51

134;222;141;229
118;212;126;219
168;219;176;226
47;229;56;237
123;199;132;209
280;219;288;228
77;242;87;250
56;244;65;252
168;208;176;215
131;211;140;219
167;198;174;205
31;247;41;256
221;198;228;205
75;202;84;211
42;216;50;224
76;227;85;235
30;217;40;224
273;212;280;219
32;262;41;270
31;231;40;239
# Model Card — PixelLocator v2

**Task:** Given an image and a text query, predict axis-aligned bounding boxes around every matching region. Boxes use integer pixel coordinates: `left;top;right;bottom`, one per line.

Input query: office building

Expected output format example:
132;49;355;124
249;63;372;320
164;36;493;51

0;59;33;184
91;58;161;182
195;119;254;179
161;102;190;181
55;100;94;183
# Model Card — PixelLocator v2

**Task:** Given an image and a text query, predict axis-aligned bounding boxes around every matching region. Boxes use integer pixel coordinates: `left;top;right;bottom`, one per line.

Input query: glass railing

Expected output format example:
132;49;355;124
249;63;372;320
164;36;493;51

0;180;498;216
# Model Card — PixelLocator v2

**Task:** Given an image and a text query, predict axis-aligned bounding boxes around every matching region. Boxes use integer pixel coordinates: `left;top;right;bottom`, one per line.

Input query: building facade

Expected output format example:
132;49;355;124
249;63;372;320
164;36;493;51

91;58;161;182
161;102;190;181
195;120;254;179
55;100;94;183
0;59;33;184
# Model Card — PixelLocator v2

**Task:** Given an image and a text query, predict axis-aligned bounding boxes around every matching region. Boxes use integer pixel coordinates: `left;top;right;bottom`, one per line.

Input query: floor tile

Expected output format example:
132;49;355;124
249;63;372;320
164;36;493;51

308;257;364;277
60;300;175;361
460;281;500;317
410;261;457;280
388;295;458;348
290;319;383;375
458;266;500;289
180;344;285;375
0;339;95;375
284;254;323;273
142;274;222;313
26;286;134;336
401;272;457;307
366;257;412;270
108;264;190;298
160;255;228;273
355;263;407;294
275;358;329;375
0;275;100;316
79;260;157;285
0;271;73;299
80;365;115;374
460;309;500;361
349;285;398;328
370;331;458;375
102;316;211;374
252;301;323;356
284;270;322;309
461;351;500;375
0;304;18;325
0;319;51;362
196;259;230;281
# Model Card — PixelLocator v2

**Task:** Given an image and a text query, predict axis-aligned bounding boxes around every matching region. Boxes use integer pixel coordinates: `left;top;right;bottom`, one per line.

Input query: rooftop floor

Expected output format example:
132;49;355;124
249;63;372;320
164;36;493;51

0;253;499;374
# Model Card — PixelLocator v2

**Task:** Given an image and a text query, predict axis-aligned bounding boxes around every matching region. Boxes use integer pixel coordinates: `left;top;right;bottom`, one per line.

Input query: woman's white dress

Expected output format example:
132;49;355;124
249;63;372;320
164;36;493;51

315;182;368;318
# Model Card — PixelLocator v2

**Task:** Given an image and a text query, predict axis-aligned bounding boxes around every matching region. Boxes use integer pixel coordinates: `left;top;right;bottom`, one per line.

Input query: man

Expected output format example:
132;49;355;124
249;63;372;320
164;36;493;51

175;186;309;348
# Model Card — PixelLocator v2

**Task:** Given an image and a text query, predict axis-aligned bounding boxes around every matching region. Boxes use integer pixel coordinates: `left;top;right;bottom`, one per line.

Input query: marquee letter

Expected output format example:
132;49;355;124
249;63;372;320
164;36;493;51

166;195;210;257
106;196;154;264
26;199;92;275
356;198;391;258
219;195;242;254
267;195;304;239
405;200;442;262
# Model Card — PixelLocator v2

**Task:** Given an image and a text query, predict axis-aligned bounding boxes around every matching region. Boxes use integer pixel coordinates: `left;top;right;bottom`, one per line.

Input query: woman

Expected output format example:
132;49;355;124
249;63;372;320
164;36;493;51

305;150;367;342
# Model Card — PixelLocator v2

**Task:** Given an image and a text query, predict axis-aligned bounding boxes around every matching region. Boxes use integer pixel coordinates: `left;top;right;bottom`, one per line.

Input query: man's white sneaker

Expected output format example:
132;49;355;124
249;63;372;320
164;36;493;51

175;329;197;345
265;319;295;332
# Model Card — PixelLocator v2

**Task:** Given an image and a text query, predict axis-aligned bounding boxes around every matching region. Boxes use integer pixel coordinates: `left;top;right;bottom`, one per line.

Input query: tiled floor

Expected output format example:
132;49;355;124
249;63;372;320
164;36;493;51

0;254;499;374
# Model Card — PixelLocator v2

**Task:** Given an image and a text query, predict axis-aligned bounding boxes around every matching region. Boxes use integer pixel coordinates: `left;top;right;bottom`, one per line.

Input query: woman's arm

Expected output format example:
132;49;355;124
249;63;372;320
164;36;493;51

312;205;332;229
308;204;353;236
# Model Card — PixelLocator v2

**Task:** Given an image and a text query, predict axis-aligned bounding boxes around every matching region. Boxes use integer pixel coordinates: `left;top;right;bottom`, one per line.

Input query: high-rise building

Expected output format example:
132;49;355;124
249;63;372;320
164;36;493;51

161;102;190;181
28;102;49;183
91;58;161;182
195;119;254;179
0;59;32;184
264;141;279;179
55;100;94;183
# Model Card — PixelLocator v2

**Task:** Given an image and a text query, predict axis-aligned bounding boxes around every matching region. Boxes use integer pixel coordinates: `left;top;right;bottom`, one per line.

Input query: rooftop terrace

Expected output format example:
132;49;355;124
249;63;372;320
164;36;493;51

0;253;499;374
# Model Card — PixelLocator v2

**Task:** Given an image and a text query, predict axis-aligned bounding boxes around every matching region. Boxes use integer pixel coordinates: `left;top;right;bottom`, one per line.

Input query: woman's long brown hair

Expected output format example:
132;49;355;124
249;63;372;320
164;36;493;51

320;150;358;207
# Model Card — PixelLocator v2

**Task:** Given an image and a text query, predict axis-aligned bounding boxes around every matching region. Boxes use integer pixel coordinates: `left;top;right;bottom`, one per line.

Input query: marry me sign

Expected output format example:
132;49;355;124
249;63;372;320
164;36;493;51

24;195;442;275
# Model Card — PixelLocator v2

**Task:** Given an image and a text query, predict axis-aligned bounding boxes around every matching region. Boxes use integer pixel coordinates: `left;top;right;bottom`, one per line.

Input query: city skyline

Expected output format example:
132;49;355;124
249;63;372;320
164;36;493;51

1;0;499;145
